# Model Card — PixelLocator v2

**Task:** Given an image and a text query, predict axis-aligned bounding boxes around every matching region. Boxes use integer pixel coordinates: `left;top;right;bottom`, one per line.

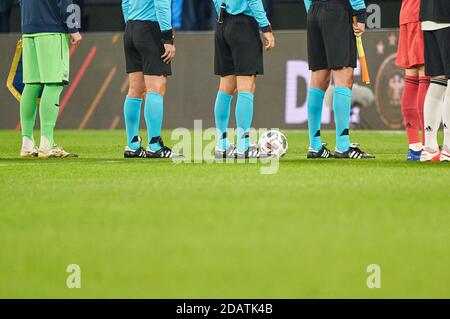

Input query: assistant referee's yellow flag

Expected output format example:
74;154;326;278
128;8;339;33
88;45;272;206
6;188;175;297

353;17;371;85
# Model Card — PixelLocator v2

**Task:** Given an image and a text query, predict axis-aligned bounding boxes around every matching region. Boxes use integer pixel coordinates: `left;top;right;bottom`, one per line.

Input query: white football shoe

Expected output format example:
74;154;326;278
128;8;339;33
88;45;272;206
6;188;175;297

440;147;450;162
38;136;78;158
420;147;440;162
20;136;38;158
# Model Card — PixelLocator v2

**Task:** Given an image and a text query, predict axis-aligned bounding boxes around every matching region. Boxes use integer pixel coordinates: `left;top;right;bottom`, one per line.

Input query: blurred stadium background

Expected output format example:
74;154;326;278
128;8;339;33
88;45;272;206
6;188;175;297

0;0;405;131
1;0;402;32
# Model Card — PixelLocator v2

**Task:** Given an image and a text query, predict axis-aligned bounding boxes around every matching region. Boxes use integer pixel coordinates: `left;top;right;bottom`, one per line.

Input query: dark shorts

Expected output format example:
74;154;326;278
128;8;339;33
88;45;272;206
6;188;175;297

124;20;172;76
307;0;357;71
424;27;450;78
215;13;264;76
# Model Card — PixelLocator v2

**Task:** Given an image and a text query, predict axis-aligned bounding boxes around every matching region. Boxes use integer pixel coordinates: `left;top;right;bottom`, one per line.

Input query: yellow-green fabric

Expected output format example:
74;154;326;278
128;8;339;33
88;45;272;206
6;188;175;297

22;33;70;84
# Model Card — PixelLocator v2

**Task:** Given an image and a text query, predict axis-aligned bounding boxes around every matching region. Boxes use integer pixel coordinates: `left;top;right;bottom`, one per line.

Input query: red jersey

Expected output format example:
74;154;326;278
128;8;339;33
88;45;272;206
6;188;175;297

400;0;421;25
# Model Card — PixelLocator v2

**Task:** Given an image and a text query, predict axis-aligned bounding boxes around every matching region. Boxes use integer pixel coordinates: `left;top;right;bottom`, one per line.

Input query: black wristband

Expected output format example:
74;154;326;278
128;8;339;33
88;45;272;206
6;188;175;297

161;29;174;44
261;24;272;33
354;9;367;24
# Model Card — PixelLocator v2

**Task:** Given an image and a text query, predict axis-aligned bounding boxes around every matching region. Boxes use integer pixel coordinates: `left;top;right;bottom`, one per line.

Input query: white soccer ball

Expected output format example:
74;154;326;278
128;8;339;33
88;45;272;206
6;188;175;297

258;130;288;158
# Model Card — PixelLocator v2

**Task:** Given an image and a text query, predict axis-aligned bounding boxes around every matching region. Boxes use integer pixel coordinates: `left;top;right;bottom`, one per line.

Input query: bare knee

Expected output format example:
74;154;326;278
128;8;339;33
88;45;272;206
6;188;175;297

311;70;331;91
128;86;145;98
128;75;146;98
219;76;237;95
236;76;256;94
333;67;354;89
405;67;419;77
127;72;145;98
432;75;447;81
145;76;167;96
336;78;354;89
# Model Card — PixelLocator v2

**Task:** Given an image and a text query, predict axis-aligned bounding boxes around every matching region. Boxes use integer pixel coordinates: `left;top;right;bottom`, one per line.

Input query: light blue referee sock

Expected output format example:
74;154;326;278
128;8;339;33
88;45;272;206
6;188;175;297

144;92;164;152
333;87;352;152
124;96;143;150
235;92;254;153
214;91;233;150
307;87;325;151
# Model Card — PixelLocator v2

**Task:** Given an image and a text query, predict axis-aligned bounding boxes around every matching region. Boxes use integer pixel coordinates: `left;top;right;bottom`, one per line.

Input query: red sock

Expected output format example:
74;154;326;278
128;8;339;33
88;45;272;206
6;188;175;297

402;75;420;144
418;76;431;144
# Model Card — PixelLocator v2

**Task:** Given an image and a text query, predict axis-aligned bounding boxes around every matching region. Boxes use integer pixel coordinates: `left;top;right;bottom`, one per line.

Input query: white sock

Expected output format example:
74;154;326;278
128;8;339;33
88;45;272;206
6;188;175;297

443;80;450;150
424;79;447;151
21;136;35;151
39;136;52;151
409;143;423;152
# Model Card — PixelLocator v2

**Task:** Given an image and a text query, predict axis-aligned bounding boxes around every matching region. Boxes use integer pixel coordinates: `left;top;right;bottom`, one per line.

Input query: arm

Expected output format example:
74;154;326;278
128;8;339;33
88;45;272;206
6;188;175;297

155;0;175;63
247;0;271;30
154;0;172;32
212;0;220;15
304;0;312;13
57;0;79;33
122;0;129;22
247;0;275;51
349;0;366;23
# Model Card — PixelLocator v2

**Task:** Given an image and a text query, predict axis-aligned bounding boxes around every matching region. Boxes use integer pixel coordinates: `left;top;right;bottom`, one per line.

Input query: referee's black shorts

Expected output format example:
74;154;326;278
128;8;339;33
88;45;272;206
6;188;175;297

215;13;264;76
124;20;172;76
424;27;450;78
307;0;357;71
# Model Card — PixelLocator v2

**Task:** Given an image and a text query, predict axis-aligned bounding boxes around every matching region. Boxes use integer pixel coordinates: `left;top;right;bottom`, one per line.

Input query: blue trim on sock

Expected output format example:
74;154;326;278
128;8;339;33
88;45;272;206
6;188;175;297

124;96;143;150
235;92;254;153
333;87;352;152
144;92;164;152
307;87;325;151
214;91;233;150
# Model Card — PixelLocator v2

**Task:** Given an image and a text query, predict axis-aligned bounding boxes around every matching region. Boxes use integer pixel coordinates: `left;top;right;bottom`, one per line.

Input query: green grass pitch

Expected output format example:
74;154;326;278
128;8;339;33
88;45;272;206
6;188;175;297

0;129;449;298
